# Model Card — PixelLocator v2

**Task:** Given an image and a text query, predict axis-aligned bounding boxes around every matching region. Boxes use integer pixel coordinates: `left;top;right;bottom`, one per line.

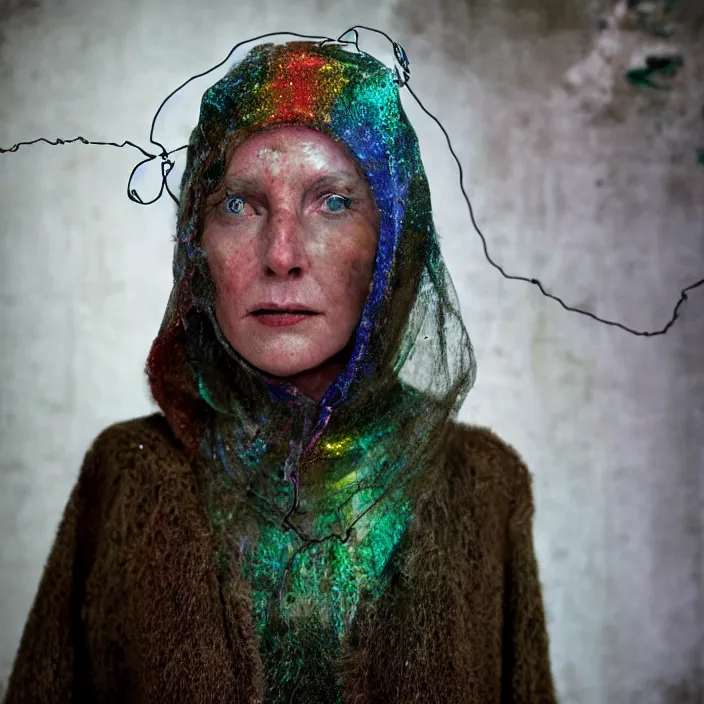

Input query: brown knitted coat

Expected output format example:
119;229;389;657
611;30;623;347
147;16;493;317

4;412;557;703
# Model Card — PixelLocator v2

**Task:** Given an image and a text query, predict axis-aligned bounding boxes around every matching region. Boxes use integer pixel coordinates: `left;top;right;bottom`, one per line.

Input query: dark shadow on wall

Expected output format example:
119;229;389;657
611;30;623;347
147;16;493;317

668;254;704;704
401;0;601;33
0;0;41;81
396;0;604;91
0;0;41;37
670;0;704;33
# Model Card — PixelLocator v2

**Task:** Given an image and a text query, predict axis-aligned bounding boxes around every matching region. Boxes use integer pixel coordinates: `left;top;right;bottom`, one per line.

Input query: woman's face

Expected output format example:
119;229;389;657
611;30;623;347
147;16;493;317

201;125;380;391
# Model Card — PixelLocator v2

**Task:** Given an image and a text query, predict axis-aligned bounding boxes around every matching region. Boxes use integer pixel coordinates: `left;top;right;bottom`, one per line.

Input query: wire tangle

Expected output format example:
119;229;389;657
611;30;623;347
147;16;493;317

1;25;701;337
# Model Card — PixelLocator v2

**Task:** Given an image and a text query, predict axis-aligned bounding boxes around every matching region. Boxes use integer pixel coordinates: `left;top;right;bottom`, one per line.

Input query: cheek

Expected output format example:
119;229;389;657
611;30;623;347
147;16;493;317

333;239;377;310
206;240;249;302
350;227;378;288
347;258;374;299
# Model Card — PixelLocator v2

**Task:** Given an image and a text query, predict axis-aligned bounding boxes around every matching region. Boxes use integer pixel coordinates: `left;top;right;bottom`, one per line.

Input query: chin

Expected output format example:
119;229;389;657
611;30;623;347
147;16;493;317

224;319;353;381
243;345;331;379
256;360;320;379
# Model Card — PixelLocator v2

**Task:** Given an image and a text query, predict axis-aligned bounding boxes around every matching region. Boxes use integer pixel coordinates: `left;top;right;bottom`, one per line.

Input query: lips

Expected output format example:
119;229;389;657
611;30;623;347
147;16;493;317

252;309;316;315
251;309;319;328
250;303;319;315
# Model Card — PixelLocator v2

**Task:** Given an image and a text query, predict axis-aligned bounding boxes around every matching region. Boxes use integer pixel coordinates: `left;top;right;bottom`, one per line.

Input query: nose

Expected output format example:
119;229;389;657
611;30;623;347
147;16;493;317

261;208;309;278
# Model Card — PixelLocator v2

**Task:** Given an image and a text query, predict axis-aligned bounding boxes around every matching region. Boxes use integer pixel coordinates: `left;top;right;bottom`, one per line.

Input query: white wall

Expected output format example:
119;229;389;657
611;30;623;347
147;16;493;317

0;0;702;701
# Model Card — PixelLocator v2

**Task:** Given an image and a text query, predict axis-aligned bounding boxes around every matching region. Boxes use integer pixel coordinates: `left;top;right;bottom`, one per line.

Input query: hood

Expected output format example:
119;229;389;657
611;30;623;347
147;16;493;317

145;38;476;701
147;37;475;455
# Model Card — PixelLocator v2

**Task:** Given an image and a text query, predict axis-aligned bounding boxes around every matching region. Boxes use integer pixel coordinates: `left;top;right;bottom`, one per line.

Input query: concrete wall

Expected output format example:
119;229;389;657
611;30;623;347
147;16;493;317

1;0;702;701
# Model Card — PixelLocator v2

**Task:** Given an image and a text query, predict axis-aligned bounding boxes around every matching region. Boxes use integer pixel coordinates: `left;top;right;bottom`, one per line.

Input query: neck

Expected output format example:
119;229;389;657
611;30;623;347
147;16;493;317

278;353;347;403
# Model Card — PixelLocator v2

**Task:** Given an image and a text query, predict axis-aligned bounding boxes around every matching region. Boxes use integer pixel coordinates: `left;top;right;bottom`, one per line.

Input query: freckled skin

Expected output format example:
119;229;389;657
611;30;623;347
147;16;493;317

201;126;380;402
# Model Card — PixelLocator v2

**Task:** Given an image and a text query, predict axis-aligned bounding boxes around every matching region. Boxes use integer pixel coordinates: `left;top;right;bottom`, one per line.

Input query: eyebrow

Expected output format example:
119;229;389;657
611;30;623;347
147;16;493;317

218;171;365;196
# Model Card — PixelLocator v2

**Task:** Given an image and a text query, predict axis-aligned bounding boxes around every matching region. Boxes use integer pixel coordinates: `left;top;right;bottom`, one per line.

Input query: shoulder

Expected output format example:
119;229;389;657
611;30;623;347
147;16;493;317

442;420;535;512
77;414;201;544
411;420;537;559
82;413;194;494
89;412;184;460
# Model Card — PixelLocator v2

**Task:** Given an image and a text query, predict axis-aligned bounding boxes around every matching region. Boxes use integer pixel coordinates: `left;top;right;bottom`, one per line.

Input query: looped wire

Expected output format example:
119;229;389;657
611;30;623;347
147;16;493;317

0;25;701;337
392;42;410;86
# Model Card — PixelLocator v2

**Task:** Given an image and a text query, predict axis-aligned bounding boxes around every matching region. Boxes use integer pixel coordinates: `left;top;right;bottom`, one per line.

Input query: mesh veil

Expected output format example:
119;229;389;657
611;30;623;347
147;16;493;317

145;39;476;704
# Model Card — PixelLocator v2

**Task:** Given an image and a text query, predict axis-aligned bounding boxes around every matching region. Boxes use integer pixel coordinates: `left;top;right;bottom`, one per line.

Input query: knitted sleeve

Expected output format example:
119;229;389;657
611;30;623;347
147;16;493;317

3;445;101;704
501;461;558;704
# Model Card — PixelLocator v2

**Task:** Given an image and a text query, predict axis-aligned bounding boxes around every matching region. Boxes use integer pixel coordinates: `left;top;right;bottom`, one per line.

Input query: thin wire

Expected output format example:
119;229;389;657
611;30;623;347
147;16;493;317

0;26;701;336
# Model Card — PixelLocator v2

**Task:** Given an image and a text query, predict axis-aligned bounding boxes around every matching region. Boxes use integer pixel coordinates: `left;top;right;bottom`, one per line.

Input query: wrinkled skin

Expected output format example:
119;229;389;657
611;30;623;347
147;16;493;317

202;126;380;402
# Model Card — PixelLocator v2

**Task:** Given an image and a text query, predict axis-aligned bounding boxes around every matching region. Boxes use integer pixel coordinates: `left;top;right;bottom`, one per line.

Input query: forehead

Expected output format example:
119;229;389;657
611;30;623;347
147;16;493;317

226;125;359;174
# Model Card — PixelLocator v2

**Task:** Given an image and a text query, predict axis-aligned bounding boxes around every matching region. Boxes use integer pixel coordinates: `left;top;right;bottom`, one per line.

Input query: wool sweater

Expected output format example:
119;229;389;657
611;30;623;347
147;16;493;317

4;412;557;704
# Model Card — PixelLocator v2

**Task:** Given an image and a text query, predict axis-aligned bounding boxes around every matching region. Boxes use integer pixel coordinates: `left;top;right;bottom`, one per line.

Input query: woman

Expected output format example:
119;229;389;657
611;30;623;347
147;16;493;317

4;40;557;703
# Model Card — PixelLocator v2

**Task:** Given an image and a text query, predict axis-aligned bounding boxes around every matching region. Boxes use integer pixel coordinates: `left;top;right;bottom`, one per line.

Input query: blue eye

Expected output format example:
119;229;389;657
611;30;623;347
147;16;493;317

324;194;351;213
224;195;246;215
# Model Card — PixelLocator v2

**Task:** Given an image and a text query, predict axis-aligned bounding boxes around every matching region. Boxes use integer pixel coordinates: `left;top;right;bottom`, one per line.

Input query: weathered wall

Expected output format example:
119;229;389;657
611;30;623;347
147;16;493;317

0;0;702;701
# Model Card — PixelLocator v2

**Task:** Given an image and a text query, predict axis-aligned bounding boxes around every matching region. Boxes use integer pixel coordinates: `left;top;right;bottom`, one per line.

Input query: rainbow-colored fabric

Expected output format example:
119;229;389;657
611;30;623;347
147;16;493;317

146;40;476;703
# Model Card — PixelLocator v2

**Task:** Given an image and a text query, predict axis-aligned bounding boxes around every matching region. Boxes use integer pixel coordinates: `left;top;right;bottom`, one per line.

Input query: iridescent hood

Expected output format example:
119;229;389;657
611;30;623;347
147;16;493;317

146;37;475;537
145;37;476;703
